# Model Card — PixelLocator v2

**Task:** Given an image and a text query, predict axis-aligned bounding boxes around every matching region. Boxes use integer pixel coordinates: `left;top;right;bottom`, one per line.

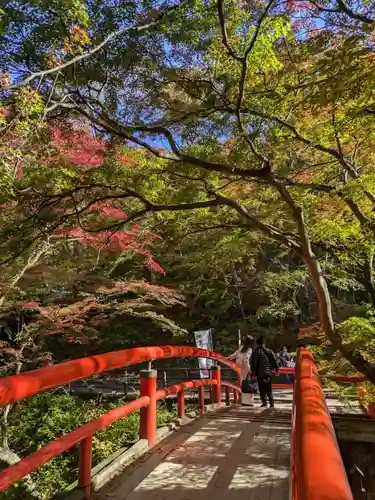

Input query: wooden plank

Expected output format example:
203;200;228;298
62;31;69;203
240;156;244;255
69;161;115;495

94;405;292;500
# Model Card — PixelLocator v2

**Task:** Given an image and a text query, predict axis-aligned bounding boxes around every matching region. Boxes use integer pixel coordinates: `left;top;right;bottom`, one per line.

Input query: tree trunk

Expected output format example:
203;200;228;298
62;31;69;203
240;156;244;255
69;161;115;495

301;235;375;380
0;446;39;497
271;177;375;383
361;253;375;307
0;347;40;497
0;241;49;307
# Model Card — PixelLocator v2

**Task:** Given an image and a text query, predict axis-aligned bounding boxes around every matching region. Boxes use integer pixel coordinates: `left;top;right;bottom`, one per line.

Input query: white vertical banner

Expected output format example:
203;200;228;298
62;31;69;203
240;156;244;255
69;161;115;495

194;329;214;379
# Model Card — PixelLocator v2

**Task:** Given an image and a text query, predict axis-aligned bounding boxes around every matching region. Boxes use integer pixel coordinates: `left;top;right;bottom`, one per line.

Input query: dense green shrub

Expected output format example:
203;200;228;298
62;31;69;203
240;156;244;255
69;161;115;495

1;393;178;499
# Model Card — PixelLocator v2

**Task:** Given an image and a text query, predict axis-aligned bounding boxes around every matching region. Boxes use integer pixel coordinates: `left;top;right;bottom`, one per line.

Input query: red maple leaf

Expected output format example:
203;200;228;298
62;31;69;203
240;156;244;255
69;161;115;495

88;202;127;220
18;301;41;309
62;225;165;274
51;127;106;169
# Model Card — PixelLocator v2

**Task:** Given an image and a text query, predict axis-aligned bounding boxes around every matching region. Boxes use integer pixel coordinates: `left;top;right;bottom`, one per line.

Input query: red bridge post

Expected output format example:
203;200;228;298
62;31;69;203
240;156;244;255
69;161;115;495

140;369;157;446
225;386;230;406
0;346;241;497
79;435;93;499
178;389;185;418
199;385;205;411
212;366;221;407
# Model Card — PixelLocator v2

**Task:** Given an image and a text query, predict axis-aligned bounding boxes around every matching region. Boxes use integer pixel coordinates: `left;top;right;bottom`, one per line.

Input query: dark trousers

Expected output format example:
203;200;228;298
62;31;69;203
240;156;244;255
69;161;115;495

257;376;273;404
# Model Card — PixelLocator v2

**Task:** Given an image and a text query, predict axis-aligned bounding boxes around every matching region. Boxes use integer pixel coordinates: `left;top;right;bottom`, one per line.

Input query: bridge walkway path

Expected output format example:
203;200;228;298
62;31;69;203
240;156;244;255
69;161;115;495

94;394;292;500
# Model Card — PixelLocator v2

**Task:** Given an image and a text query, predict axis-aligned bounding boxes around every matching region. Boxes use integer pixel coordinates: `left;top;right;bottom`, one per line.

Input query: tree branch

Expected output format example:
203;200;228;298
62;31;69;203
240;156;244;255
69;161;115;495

76;106;271;178
300;0;374;23
236;0;275;112
278;177;370;226
7;0;187;89
235;106;375;206
181;222;247;240
211;190;303;253
0;240;51;307
336;0;374;23
217;0;243;61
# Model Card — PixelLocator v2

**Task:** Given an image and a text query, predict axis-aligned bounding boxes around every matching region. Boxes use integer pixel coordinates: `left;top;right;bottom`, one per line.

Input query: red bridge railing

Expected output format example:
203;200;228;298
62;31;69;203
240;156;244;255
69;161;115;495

0;346;240;498
291;348;354;500
327;373;375;418
0;344;304;499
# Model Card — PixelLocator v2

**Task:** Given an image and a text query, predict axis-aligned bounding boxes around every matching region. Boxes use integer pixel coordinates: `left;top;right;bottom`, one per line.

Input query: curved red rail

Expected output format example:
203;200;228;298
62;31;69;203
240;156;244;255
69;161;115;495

0;396;150;492
277;367;295;374
156;379;217;400
0;378;228;493
221;381;240;391
328;375;367;383
0;346;241;497
0;345;298;497
291;348;353;500
0;345;239;407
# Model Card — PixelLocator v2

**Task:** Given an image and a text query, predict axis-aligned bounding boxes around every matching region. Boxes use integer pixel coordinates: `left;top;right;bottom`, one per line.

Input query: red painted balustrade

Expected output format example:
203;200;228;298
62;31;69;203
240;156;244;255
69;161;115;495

0;346;240;498
291;348;354;500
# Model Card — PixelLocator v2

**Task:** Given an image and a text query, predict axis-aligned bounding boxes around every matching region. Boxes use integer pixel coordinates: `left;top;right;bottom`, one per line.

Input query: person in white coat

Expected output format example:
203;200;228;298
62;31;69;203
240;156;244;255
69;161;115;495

228;335;254;406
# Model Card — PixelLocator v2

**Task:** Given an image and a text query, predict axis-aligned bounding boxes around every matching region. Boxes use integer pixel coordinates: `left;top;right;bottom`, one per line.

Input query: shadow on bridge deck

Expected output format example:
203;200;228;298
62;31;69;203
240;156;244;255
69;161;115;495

94;397;292;500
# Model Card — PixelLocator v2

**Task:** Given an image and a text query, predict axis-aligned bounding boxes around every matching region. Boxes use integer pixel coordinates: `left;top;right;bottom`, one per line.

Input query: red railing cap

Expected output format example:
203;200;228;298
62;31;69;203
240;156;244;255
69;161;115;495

293;348;353;500
0;345;239;407
0;376;240;492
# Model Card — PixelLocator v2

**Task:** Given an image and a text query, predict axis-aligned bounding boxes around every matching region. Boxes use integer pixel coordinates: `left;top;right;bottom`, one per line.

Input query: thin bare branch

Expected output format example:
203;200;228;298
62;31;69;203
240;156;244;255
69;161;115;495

76;106;271;178
236;0;275;112
217;0;243;61
7;0;187;89
331;104;343;159
211;190;302;253
336;0;374;23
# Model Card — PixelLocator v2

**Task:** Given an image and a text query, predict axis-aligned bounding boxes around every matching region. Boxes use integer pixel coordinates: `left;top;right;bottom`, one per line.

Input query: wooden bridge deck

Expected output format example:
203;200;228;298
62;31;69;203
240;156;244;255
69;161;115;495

93;389;365;500
95;397;292;500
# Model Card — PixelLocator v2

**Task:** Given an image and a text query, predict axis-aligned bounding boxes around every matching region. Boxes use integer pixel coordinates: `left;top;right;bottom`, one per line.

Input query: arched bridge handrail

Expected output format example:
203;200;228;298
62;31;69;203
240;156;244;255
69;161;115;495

156;378;217;401
0;378;221;494
291;348;353;500
221;380;240;392
327;374;367;383
0;346;239;407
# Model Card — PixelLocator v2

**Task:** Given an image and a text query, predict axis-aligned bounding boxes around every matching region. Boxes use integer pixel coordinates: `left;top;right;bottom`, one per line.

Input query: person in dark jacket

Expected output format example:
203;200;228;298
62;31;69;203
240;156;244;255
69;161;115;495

251;336;279;407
